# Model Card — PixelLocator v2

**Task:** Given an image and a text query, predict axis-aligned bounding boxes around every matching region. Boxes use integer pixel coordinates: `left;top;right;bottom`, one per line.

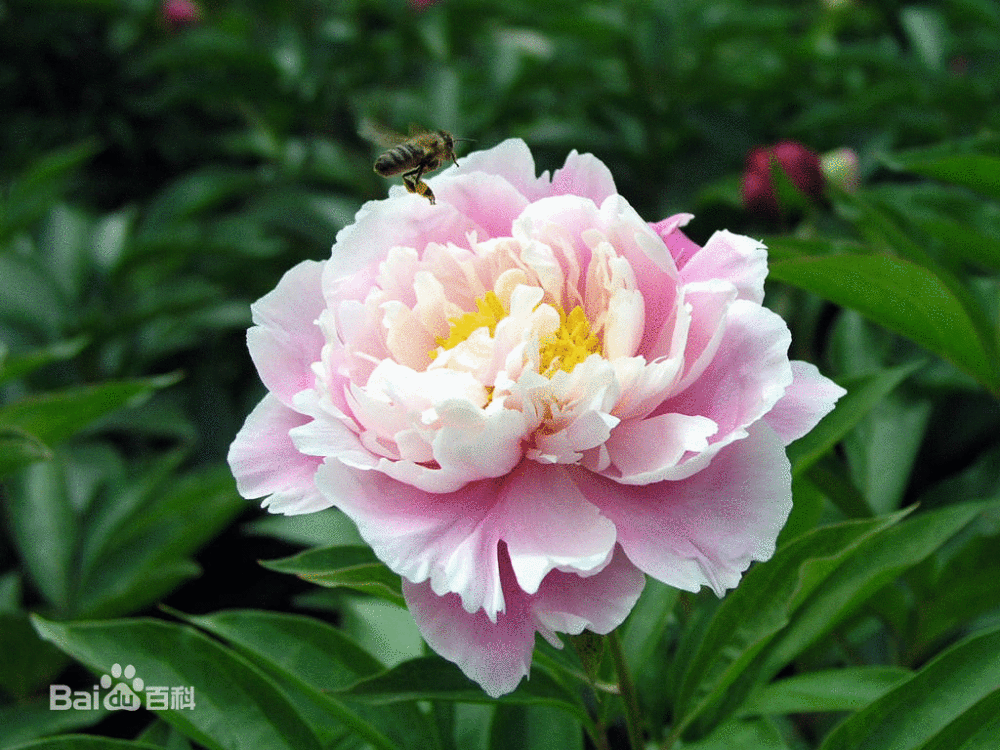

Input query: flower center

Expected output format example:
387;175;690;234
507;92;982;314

434;290;507;354
538;304;601;376
432;290;602;377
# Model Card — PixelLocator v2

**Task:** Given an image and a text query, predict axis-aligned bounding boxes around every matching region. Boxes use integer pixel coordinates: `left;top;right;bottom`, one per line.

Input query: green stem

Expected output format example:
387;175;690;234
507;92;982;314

607;629;644;750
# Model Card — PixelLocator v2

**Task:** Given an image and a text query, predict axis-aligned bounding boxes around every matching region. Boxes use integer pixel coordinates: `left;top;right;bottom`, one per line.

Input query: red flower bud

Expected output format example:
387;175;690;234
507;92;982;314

162;0;202;31
742;141;824;219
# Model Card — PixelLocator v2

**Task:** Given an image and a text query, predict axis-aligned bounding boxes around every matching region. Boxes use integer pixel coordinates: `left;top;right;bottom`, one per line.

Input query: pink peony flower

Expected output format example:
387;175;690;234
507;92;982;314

742;140;825;219
229;139;845;696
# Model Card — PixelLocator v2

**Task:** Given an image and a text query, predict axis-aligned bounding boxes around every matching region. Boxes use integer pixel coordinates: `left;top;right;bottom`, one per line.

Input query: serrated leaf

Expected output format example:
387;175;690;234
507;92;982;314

261;545;404;606
768;253;1000;393
30;616;326;750
819;626;1000;750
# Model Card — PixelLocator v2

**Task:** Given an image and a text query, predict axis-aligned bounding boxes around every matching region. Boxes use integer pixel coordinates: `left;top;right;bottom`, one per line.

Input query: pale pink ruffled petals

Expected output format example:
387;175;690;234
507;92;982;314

317;465;508;619
574;420;792;595
662;300;793;440
450;138;551;202
227;394;328;515
403;574;534;698
324;196;479;295
532;548;645;639
550;150;618;205
432;171;531;239
680;230;769;305
765;360;847;445
403;546;645;698
603;413;719;483
650;213;699;269
499;462;617;594
247;260;326;406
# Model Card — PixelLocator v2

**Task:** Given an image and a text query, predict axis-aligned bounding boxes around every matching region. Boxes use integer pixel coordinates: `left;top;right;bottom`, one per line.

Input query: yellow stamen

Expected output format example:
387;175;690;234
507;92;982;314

538;305;601;376
432;290;507;357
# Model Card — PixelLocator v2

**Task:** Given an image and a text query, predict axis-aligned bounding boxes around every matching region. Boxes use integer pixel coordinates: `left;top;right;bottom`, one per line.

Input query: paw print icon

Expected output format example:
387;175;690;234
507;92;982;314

100;664;144;711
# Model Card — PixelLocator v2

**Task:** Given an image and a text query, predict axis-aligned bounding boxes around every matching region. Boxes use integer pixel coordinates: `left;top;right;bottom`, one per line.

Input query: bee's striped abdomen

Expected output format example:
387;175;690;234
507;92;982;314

374;143;424;176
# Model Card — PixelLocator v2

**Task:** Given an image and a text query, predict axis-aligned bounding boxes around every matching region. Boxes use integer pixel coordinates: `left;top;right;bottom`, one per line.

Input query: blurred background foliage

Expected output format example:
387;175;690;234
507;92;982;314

2;0;1000;748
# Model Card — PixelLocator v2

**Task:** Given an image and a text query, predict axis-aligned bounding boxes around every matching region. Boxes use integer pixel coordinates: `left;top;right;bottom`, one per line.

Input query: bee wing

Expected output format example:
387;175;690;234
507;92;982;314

358;118;409;148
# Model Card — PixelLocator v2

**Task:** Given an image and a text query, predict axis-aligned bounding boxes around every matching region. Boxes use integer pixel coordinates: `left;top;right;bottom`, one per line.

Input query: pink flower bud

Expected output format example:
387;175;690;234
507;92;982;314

742;140;824;219
162;0;201;31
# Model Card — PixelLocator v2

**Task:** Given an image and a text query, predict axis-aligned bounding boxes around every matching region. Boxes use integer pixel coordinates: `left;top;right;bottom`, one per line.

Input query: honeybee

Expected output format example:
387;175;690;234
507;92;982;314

372;129;467;205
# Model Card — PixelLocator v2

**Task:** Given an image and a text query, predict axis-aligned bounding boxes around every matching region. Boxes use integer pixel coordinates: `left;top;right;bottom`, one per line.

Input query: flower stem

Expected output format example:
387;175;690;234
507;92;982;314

607;629;644;750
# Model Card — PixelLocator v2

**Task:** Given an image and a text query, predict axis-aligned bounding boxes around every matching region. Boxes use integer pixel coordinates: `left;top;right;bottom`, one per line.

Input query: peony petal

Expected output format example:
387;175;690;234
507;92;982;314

449;138;551;202
575;420;792;595
604;412;719;482
650;213;699;270
532;547;645;639
765;360;846;445
318;465;508;618
680;229;769;305
403;575;535;699
325;196;478;295
247;260;326;406
550;150;618;205
404;545;644;697
227;393;328;514
662;299;793;440
432;170;531;239
500;462;617;594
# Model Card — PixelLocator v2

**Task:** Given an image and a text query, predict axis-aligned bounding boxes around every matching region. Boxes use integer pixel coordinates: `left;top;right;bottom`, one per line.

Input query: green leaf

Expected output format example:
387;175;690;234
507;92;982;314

140;167;260;230
0;702;109;750
885;153;1000;202
261;545;405;606
30;615;326;750
175;609;424;750
6;737;163;750
0;426;52;478
686;502;989;738
0;337;88;385
739;667;913;716
7;460;78;611
343;656;594;732
672;512;907;737
787;362;924;477
1;142;98;237
676;717;790;750
0;374;182;446
819;627;1000;750
75;462;244;618
243;509;365;548
488;704;584;750
0;611;68;699
768;253;1000;393
179;609;384;688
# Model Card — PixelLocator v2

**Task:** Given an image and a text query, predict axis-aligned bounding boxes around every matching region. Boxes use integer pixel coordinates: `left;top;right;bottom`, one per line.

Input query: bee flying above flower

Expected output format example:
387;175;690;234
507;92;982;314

367;124;472;205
